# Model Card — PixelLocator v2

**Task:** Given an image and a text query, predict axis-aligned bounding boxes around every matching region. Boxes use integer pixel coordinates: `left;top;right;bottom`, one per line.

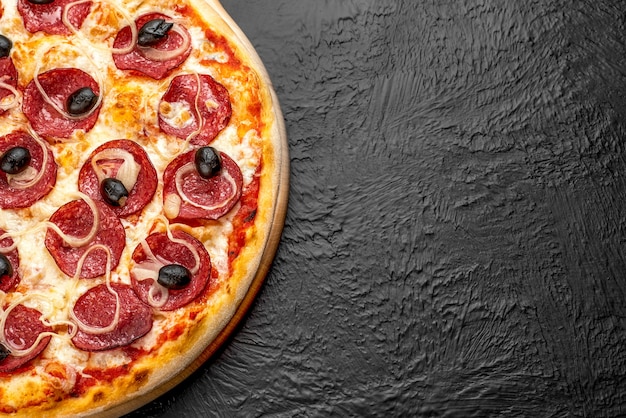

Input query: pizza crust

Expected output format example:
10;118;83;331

0;0;288;416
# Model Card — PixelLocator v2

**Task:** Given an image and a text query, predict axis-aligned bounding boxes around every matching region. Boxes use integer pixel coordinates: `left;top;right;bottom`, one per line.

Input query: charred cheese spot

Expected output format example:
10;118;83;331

92;391;105;403
133;369;150;386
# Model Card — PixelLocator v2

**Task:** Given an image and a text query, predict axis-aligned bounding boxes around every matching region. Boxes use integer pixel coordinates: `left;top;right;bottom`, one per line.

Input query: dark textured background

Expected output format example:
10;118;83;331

127;0;626;416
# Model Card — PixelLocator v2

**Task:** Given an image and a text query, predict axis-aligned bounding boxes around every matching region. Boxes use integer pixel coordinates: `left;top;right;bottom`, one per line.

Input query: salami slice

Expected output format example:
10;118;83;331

0;56;18;115
158;74;231;145
17;0;91;35
45;199;125;279
0;305;52;373
23;68;101;139
0;229;20;293
71;283;152;351
0;131;57;209
112;13;192;80
131;230;211;311
162;149;243;221
78;139;158;217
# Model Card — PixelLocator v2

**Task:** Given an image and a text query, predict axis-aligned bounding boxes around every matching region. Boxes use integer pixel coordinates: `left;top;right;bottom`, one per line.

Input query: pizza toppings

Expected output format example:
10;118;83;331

0;35;11;58
0;344;8;362
112;13;192;80
0;231;19;293
0;147;31;175
66;86;99;117
23;68;102;138
195;146;222;179
0;131;57;209
45;197;126;279
131;230;211;310
159;74;231;145
0;47;18;114
78;139;158;216
71;283;152;351
18;0;92;35
157;264;191;290
0;255;12;284
0;304;52;373
100;178;128;207
137;18;174;46
163;149;242;221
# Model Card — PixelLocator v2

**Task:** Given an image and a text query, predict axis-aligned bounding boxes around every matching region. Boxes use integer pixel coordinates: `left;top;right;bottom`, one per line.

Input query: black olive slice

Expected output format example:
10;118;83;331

0;35;12;58
0;344;9;362
157;264;191;290
0;253;13;282
137;19;174;47
0;147;31;175
27;0;54;4
66;87;98;116
100;178;129;207
194;147;221;179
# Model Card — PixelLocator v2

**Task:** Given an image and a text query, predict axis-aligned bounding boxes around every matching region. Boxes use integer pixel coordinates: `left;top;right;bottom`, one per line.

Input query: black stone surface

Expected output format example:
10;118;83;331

127;1;626;416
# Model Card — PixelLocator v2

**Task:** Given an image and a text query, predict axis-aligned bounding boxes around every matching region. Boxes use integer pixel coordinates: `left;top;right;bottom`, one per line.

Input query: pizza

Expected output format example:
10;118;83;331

0;0;287;416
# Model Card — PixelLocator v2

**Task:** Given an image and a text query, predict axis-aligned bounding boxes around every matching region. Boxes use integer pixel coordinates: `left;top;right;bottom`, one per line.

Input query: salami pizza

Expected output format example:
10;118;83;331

0;0;287;416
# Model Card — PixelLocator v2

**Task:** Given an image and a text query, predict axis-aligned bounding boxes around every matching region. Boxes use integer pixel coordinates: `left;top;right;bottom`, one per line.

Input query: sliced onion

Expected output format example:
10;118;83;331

137;24;190;62
0;78;20;112
132;240;168;308
164;228;200;275
90;148;140;192
69;245;121;335
0;232;17;253
45;193;100;248
174;162;238;213
163;193;181;219
0;295;57;357
109;4;138;55
71;242;110;280
61;0;93;35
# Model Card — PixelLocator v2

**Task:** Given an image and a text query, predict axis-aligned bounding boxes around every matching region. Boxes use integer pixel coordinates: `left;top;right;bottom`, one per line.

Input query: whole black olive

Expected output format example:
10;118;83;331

137;19;174;47
194;147;221;179
66;87;98;116
0;35;12;59
157;264;191;290
0;253;13;282
27;0;54;4
0;147;31;175
100;178;129;207
0;344;9;362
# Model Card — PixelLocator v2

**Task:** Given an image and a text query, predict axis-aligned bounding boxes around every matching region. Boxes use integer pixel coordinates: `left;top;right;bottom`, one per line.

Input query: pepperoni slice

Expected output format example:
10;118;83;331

23;68;101;139
0;229;20;293
0;131;57;209
44;199;125;279
158;74;231;145
112;13;192;80
71;283;152;351
162;149;243;221
131;230;211;311
17;0;91;35
0;305;52;373
78;139;158;217
0;57;18;115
